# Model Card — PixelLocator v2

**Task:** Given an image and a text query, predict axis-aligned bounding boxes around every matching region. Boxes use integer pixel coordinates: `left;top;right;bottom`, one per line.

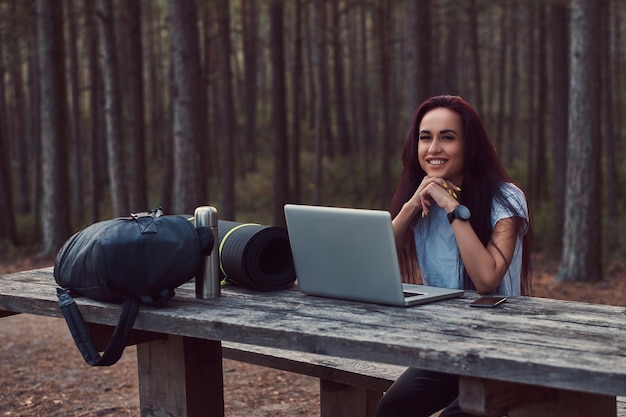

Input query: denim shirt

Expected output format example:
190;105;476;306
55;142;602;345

412;183;528;296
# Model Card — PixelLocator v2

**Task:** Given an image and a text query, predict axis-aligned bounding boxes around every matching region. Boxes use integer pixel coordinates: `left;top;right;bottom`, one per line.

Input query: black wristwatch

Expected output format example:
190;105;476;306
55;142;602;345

447;205;471;224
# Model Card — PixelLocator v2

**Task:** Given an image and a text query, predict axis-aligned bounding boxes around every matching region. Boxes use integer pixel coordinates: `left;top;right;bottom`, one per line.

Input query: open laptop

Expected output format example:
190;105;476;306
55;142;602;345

284;204;464;307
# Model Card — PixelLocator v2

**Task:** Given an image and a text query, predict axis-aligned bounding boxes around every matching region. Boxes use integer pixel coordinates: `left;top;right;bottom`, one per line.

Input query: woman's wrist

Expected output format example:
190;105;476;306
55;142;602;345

402;200;422;217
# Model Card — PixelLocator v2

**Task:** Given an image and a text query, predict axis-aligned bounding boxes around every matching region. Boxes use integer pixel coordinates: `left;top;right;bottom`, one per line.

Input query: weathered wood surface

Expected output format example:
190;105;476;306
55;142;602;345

223;341;402;392
2;267;626;400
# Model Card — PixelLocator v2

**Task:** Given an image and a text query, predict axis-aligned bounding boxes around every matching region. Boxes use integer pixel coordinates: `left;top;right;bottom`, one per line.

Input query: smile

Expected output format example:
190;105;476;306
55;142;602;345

427;159;448;165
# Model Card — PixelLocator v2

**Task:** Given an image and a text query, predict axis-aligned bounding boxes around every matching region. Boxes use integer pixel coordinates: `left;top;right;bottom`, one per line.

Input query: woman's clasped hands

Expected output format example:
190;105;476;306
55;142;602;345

412;176;461;218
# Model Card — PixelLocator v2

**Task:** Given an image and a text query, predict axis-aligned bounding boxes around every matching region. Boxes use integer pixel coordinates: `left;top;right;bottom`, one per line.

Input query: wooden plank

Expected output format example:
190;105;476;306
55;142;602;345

87;322;167;350
222;342;400;392
137;335;224;417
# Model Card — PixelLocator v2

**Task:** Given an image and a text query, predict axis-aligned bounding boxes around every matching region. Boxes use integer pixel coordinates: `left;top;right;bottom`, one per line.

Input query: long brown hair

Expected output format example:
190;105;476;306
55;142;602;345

390;95;532;295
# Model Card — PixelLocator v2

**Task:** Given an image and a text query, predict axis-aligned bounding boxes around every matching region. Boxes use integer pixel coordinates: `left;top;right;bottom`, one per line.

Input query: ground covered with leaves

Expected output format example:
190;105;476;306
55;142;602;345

1;253;624;416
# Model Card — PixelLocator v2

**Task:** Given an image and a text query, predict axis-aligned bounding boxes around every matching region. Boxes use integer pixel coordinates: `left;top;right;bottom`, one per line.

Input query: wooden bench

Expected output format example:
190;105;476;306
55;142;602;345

222;341;626;417
223;342;399;416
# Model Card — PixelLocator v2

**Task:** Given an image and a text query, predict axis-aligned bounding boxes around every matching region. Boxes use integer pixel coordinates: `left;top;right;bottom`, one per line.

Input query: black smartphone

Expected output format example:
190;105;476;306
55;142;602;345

469;296;507;308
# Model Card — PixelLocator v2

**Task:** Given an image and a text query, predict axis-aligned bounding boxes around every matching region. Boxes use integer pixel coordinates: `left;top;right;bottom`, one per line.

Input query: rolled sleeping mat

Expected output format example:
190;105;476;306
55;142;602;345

218;220;296;291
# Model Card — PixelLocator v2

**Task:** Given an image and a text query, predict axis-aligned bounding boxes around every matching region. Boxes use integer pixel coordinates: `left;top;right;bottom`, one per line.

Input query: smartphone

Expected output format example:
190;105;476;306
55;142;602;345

470;296;507;308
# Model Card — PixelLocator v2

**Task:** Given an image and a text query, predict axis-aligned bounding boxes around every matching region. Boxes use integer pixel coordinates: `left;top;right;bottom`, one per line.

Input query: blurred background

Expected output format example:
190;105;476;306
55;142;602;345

0;0;623;283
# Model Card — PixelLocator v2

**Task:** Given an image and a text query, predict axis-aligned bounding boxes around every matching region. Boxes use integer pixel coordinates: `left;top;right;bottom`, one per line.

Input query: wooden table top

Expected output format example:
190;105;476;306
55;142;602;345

2;267;626;398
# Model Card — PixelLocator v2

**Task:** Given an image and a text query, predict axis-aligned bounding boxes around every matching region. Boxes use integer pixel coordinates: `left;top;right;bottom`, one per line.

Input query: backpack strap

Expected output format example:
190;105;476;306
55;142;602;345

56;288;139;366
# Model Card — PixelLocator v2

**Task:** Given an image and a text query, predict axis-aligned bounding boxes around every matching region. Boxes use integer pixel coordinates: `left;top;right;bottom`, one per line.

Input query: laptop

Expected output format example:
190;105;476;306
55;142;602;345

284;204;464;307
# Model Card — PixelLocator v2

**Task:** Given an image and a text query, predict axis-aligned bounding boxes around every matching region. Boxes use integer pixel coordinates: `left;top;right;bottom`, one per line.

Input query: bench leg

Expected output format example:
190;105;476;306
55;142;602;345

137;335;224;417
320;379;383;417
459;376;616;417
509;391;616;417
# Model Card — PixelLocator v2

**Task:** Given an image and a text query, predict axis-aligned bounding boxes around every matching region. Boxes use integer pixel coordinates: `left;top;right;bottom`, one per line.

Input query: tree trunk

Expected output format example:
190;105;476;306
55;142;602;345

98;0;129;217
313;0;325;205
84;0;103;223
494;2;509;152
332;0;351;157
36;0;72;255
65;0;84;221
0;38;17;246
124;0;148;212
241;0;259;172
270;0;288;227
600;1;617;219
535;2;548;203
10;1;31;216
290;0;304;203
549;3;569;248
378;0;392;209
317;0;334;162
556;0;602;283
215;0;235;220
505;1;519;165
468;0;482;114
358;3;374;184
168;0;206;215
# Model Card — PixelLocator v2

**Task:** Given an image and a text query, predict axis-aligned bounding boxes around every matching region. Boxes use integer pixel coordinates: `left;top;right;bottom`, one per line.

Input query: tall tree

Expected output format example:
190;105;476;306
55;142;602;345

405;0;432;118
241;0;259;172
270;0;288;226
601;1;617;219
65;0;84;221
505;1;520;165
529;1;549;206
0;37;17;247
290;0;304;203
98;0;129;217
378;0;392;209
124;0;148;211
313;0;326;204
332;0;351;156
357;3;374;181
10;0;31;216
316;0;334;162
494;2;509;152
169;0;206;215
84;0;104;223
557;0;602;282
548;2;569;246
215;0;235;220
468;0;482;114
36;0;71;254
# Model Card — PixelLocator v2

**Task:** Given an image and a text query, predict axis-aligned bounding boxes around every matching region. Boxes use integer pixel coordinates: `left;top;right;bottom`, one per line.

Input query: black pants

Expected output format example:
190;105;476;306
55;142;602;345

374;368;482;417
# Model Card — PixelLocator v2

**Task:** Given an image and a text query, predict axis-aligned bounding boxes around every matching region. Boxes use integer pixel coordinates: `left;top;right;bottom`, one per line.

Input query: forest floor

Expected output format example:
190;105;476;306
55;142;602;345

1;252;625;417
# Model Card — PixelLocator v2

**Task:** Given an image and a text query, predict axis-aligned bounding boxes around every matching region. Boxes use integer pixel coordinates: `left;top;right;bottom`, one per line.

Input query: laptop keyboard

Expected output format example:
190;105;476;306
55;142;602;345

403;291;426;298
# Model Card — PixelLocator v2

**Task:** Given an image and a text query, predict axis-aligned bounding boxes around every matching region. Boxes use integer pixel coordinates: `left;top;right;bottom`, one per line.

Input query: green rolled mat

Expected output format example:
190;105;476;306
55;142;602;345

217;220;296;291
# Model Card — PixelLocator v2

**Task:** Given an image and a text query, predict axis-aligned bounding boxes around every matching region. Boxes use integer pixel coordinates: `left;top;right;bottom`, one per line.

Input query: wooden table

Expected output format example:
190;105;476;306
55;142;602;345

1;267;625;416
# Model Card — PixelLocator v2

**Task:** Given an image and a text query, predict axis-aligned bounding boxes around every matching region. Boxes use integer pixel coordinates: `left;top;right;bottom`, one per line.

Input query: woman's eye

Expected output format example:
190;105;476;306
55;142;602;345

419;135;431;141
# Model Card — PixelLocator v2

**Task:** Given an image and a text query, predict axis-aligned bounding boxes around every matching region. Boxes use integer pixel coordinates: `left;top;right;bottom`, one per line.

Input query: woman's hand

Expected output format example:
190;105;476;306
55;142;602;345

393;176;460;248
415;176;460;217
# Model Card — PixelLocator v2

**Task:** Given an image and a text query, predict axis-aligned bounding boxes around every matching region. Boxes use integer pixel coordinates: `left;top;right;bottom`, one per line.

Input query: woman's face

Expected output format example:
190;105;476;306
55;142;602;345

417;107;465;186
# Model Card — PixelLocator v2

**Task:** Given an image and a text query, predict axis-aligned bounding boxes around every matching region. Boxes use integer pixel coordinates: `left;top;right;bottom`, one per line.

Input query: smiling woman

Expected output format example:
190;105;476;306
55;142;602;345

377;95;533;417
417;108;465;187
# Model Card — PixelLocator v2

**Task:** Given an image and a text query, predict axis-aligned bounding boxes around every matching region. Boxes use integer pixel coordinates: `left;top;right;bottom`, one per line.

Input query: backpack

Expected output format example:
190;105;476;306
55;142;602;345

54;208;213;366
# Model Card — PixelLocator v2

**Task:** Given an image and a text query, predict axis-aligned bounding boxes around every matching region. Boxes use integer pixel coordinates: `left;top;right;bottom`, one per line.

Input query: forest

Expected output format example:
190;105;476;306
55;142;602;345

0;0;624;284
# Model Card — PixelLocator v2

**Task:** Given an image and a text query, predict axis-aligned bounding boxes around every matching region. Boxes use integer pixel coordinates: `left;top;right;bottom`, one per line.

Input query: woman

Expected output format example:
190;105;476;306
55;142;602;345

374;95;532;417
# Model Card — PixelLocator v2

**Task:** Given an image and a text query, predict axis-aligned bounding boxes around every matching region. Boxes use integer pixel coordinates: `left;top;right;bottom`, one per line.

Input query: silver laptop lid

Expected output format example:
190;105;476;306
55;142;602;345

284;204;463;306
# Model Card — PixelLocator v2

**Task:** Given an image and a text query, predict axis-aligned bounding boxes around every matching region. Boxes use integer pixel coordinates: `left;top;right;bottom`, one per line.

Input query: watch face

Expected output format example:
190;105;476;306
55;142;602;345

457;205;470;220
